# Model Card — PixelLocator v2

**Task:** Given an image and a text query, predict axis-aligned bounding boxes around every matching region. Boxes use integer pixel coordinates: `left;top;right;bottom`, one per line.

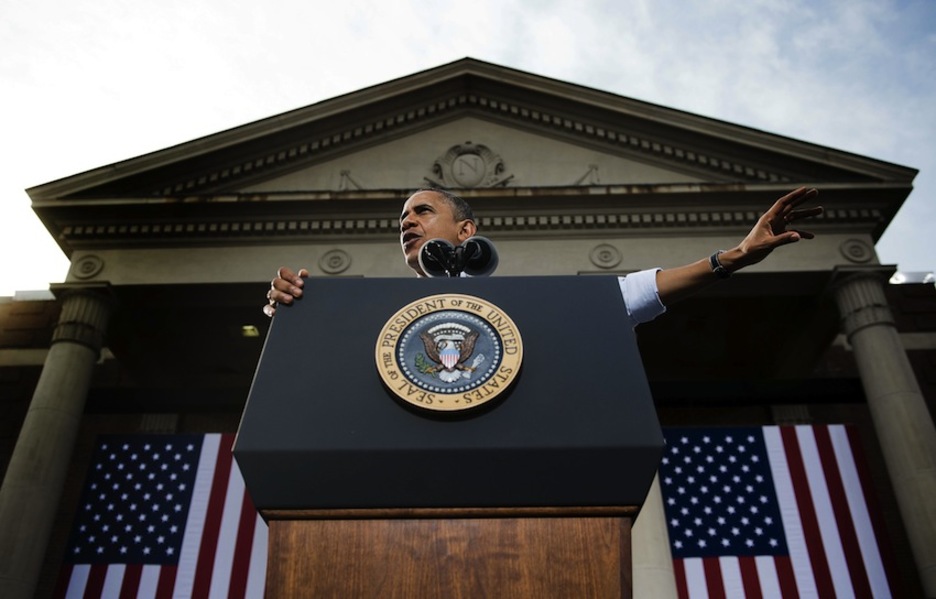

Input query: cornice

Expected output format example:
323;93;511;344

55;202;882;249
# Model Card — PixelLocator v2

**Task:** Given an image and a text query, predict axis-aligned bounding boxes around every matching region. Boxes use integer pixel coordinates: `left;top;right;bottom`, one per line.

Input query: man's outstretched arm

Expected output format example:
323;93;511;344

656;187;822;305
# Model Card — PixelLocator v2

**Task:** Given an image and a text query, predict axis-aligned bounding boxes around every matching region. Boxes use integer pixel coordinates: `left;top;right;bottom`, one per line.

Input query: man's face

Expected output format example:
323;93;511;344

400;191;476;276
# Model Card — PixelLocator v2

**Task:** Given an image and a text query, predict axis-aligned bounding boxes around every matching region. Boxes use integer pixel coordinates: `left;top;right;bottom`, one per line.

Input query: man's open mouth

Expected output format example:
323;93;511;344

401;232;421;250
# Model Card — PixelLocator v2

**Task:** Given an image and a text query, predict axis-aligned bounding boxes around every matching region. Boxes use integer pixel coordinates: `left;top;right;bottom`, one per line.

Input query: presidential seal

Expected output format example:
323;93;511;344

375;294;523;412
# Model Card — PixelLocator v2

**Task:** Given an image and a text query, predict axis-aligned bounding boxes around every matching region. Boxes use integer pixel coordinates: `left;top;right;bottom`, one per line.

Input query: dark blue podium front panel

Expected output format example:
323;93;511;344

234;276;663;510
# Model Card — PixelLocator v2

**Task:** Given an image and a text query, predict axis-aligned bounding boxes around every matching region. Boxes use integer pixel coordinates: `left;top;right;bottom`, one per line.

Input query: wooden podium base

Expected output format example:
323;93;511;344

261;507;636;599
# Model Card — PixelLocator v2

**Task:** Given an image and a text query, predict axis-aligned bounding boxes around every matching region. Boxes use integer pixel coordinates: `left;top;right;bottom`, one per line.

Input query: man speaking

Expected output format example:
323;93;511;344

263;186;821;324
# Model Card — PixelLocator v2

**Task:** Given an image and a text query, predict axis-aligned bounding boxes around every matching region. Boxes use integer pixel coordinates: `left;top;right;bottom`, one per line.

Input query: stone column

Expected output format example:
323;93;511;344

0;285;111;599
633;473;679;598
834;267;936;597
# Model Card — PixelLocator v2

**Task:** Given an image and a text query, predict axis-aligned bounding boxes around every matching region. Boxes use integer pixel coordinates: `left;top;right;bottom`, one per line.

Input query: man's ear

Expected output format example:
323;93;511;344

457;219;477;242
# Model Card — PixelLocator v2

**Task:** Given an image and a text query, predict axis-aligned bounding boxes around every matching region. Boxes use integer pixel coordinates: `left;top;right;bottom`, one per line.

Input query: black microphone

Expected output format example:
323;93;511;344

418;239;458;277
417;237;499;277
459;236;499;277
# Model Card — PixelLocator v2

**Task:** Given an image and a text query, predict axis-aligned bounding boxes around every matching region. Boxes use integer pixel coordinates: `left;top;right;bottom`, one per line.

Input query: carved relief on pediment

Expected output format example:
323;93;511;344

426;142;514;188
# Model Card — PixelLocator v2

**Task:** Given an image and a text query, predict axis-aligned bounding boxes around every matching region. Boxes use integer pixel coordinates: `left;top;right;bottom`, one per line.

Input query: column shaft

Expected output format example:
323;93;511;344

835;273;936;596
0;288;110;599
633;473;679;598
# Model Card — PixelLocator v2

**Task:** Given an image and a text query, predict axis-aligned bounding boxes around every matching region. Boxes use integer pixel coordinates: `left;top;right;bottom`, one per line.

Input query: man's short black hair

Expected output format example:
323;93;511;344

416;188;475;223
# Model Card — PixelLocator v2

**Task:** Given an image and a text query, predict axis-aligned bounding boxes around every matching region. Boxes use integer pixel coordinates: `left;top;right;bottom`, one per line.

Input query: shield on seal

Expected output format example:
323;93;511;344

440;343;459;370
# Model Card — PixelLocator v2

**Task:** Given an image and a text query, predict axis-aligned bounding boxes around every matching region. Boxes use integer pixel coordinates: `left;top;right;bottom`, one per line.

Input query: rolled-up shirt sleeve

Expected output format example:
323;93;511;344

618;268;666;328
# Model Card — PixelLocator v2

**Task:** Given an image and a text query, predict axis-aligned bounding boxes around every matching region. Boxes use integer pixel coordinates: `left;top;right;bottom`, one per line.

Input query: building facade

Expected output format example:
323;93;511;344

1;59;933;597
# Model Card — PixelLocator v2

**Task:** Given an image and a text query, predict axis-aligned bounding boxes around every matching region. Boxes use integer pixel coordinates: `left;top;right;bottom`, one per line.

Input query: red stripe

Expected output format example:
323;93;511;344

118;564;142;599
845;424;901;597
813;425;874;598
702;557;726;599
738;556;762;599
673;559;689;599
155;565;177;599
83;564;107;599
228;493;259;599
780;426;835;598
774;556;799;598
52;563;73;599
191;434;235;597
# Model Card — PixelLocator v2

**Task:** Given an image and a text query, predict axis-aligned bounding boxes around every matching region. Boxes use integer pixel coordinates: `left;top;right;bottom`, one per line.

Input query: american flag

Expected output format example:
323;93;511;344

55;433;267;599
659;425;901;598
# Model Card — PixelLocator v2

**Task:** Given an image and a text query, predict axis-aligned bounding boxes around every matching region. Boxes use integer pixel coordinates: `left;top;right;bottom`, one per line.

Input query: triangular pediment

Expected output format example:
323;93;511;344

28;58;917;257
29;58;914;202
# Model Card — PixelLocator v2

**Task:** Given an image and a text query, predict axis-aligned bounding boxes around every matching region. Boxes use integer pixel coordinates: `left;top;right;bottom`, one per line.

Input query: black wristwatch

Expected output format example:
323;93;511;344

709;250;731;279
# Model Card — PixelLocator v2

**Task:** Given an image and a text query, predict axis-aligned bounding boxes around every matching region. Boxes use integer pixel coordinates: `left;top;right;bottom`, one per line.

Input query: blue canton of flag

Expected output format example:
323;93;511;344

66;435;203;565
660;428;787;559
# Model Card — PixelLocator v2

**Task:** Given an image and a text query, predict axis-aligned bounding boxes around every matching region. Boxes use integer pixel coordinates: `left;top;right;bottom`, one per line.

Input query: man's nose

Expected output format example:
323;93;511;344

400;216;416;232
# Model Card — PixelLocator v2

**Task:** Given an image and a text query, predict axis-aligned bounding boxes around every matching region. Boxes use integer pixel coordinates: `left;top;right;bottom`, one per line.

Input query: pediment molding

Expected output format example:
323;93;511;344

154;91;795;196
30;60;915;204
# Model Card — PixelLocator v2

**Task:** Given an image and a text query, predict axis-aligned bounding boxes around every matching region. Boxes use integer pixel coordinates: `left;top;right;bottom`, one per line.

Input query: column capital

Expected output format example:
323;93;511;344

48;283;114;352
830;265;897;339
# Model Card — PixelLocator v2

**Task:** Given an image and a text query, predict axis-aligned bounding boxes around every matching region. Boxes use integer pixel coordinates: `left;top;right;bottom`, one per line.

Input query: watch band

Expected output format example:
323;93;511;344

709;250;731;279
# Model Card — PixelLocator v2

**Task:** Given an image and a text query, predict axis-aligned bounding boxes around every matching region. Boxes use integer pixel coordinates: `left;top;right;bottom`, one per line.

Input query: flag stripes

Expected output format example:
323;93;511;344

55;434;267;599
662;425;897;598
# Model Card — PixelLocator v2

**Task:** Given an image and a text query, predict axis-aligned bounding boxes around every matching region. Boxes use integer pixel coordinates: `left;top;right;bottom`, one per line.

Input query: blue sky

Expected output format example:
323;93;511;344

2;0;934;294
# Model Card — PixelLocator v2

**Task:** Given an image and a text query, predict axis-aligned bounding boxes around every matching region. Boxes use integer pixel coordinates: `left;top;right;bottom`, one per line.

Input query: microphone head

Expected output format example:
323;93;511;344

418;238;457;277
461;236;499;277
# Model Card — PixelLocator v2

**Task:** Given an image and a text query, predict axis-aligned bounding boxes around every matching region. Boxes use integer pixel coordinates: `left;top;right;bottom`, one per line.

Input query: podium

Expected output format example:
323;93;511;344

235;276;663;597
